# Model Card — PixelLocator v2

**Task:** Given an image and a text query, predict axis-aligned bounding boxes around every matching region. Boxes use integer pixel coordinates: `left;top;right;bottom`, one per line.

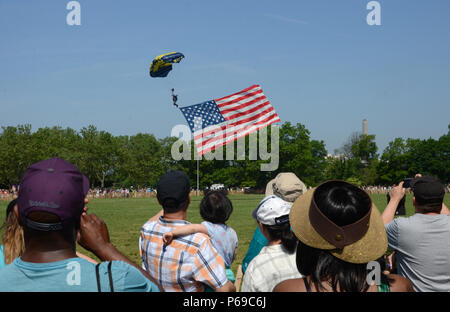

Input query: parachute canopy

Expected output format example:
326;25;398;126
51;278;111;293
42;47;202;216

149;52;184;78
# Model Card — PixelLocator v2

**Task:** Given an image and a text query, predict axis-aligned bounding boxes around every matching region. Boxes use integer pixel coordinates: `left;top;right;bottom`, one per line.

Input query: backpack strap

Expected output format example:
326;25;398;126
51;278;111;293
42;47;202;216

95;263;102;292
95;262;114;292
108;261;114;292
303;277;311;292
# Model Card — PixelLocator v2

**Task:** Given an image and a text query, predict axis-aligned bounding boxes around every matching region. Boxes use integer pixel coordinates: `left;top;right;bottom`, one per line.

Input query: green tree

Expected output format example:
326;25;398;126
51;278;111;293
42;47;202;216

0;125;35;187
123;133;164;188
278;122;327;186
331;132;378;185
31;126;82;164
376;138;409;185
77;126;119;188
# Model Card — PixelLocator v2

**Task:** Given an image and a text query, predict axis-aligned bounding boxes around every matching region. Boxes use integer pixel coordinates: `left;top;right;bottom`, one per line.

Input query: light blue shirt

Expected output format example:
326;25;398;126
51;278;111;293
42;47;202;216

202;221;238;268
0;245;5;270
0;257;159;292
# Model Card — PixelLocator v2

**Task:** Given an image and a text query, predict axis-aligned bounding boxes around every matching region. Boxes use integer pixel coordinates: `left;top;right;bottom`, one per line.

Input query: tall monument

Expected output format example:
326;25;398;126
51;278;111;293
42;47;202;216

363;119;368;136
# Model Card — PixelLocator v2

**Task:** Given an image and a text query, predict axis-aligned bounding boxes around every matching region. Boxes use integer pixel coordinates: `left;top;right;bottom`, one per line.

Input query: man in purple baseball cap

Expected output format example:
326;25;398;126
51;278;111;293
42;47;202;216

17;157;90;232
0;157;160;292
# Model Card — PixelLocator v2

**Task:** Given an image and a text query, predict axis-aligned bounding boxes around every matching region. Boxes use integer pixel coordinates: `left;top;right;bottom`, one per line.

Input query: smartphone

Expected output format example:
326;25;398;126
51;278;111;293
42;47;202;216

387;193;406;215
403;178;413;188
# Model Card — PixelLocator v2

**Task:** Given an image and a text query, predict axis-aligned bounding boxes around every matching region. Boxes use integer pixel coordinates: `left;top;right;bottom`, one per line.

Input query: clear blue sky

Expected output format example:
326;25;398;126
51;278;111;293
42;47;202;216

1;0;449;154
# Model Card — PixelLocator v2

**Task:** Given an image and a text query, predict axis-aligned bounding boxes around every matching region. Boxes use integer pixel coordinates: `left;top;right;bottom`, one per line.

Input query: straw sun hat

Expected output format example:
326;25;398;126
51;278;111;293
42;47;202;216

289;180;387;264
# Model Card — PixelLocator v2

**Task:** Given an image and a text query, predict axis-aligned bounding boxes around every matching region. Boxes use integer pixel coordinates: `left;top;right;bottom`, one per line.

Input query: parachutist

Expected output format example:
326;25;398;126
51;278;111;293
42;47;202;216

171;88;178;108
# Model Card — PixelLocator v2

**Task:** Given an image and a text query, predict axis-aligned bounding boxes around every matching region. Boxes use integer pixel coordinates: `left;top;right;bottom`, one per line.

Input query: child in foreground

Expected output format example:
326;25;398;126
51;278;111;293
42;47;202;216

163;190;238;283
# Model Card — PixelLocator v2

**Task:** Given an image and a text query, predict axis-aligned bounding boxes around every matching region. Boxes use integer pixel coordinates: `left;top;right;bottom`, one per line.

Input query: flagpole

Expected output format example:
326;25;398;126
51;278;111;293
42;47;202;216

196;158;199;196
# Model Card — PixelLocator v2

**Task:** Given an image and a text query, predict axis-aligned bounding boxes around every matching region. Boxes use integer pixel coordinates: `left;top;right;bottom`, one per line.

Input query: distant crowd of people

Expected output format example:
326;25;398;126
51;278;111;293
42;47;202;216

0;157;449;292
3;184;448;202
87;187;153;199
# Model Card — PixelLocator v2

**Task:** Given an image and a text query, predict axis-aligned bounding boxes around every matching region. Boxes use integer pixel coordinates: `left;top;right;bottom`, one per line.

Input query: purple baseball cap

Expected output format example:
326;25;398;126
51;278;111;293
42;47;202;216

17;157;90;231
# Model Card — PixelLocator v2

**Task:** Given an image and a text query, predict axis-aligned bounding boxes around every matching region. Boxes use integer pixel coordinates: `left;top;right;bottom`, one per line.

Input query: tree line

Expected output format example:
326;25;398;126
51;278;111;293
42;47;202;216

0;123;448;189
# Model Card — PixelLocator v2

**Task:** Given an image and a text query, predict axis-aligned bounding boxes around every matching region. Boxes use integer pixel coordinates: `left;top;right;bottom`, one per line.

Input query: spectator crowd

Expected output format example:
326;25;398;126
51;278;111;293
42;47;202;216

0;157;449;293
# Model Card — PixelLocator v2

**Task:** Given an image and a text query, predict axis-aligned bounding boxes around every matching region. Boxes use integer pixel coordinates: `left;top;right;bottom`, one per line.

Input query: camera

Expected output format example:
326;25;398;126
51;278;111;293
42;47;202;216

403;178;413;188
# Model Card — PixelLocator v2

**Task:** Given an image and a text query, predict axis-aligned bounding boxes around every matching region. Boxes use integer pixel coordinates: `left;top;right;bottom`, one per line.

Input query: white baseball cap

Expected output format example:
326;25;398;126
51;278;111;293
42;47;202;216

252;195;293;226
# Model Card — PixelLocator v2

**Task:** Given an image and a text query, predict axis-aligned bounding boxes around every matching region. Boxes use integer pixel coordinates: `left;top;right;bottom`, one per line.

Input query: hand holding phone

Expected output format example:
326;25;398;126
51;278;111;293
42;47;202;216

403;178;413;188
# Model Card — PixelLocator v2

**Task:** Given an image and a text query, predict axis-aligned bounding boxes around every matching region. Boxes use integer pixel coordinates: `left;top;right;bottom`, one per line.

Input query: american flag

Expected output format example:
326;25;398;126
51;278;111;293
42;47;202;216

179;85;280;156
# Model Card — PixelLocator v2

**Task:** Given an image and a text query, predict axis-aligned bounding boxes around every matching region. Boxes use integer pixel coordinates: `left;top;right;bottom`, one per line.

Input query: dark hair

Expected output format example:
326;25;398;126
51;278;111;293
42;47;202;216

296;241;392;292
296;181;390;292
6;198;18;218
162;199;189;214
200;191;233;224
262;222;297;253
22;211;80;248
415;204;442;214
414;196;443;214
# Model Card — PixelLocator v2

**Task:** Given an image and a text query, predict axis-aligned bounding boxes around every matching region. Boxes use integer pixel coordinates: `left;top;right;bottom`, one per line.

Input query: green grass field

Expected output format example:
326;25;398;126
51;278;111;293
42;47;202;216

1;193;449;276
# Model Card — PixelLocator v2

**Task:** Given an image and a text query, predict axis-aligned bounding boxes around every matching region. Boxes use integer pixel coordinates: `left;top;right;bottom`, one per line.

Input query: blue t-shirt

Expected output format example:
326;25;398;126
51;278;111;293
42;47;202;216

241;227;269;274
0;257;159;292
202;221;238;268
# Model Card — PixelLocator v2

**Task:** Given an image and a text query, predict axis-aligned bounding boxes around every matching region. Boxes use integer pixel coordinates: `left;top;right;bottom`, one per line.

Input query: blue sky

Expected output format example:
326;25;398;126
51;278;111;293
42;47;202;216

1;0;449;154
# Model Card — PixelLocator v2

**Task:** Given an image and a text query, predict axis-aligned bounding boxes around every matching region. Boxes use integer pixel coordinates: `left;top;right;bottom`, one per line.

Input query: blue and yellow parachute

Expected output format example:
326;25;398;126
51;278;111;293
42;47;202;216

149;52;184;78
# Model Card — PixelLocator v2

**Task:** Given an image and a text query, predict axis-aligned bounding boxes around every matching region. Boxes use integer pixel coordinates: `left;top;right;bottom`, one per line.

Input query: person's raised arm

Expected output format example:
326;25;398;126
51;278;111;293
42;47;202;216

75;251;98;264
77;213;163;291
381;182;405;224
148;209;164;223
163;223;208;245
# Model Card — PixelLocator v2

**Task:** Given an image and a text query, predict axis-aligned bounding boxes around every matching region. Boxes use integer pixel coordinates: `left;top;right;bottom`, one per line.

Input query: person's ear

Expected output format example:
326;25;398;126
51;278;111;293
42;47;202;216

258;222;267;236
257;221;262;231
182;196;190;211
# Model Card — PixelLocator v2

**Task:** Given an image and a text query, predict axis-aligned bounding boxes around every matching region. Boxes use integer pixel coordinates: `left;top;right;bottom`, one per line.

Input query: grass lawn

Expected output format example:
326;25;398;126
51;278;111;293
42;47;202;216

1;193;449;277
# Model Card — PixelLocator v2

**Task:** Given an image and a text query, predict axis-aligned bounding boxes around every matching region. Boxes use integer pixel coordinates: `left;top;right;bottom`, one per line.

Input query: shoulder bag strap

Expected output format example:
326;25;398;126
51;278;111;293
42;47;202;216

108;261;114;292
95;263;102;292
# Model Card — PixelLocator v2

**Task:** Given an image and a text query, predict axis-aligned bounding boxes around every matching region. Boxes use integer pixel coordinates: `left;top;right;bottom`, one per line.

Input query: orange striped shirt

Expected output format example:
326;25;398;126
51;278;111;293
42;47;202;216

139;217;228;292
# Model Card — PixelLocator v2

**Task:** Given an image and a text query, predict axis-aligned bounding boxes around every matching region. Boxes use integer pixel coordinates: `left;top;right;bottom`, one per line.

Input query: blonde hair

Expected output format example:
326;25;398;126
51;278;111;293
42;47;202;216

2;207;25;264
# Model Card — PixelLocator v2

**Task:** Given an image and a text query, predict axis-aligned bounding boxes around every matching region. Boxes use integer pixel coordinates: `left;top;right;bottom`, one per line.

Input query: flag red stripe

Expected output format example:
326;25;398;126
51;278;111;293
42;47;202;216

215;84;260;103
221;97;270;120
194;112;279;149
216;89;264;109
196;117;280;155
193;106;276;141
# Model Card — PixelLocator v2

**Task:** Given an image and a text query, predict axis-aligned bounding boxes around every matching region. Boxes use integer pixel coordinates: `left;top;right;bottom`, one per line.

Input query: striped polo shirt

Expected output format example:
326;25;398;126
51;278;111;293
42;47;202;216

139;216;228;292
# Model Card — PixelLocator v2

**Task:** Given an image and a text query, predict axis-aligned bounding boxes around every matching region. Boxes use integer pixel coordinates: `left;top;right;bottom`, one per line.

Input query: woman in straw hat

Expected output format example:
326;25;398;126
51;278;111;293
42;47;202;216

274;180;413;292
